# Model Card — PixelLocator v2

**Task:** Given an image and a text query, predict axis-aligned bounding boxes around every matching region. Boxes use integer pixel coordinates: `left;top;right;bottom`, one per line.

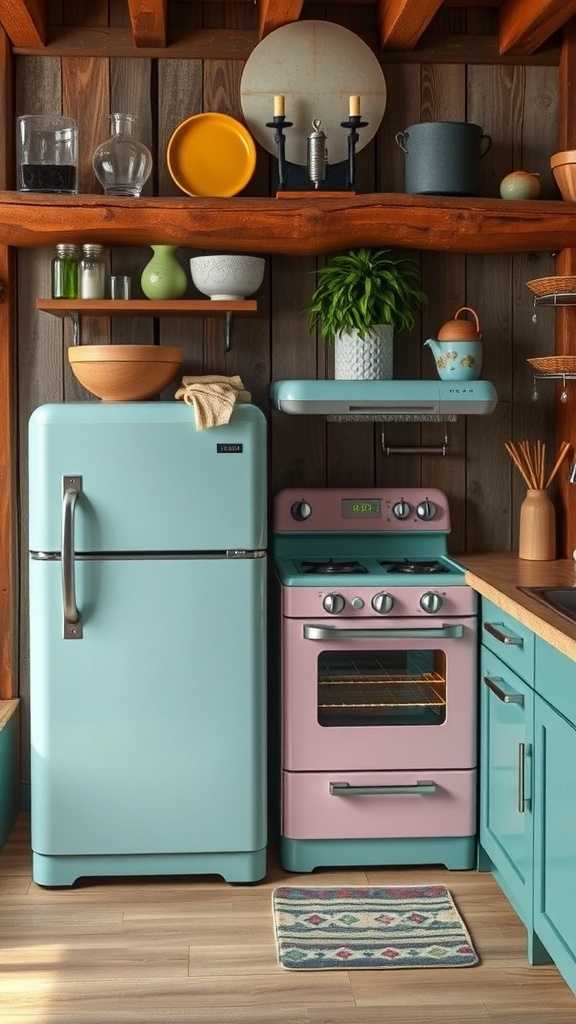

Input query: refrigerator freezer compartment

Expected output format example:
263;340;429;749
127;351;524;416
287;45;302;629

29;402;267;554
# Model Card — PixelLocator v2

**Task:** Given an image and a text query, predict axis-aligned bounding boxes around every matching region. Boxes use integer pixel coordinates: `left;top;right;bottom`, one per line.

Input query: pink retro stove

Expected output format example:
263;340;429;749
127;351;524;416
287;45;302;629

273;488;477;873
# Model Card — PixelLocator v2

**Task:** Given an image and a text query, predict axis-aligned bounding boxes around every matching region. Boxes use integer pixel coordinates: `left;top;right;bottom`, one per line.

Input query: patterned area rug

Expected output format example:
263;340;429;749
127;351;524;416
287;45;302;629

272;885;479;970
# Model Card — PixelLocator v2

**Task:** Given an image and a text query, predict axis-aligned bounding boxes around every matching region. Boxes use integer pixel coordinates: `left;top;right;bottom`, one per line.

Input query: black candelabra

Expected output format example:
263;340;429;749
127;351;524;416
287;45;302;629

265;114;293;191
340;114;369;190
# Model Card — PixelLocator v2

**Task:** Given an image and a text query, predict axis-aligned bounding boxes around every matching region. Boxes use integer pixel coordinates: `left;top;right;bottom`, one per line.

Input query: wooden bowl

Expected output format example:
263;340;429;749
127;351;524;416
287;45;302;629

550;150;576;201
68;345;182;401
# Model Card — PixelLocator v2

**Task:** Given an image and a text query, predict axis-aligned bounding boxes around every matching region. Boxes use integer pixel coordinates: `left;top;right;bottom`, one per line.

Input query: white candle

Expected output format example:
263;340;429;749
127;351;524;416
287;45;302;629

274;94;285;118
349;95;361;117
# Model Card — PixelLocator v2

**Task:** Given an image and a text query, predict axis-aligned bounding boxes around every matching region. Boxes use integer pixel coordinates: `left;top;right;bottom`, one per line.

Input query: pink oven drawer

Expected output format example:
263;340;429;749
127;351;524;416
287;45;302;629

282;769;477;840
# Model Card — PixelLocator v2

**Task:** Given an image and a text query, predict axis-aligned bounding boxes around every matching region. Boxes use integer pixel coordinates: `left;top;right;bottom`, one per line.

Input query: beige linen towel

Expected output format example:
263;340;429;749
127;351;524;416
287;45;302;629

175;375;251;431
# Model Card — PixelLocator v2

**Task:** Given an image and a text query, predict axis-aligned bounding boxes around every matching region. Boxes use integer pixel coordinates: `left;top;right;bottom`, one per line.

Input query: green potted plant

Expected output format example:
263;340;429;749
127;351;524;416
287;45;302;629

308;248;424;380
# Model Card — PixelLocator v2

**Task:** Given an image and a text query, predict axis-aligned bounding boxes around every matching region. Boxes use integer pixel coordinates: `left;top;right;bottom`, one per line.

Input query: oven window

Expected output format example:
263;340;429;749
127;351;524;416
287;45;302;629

317;650;446;727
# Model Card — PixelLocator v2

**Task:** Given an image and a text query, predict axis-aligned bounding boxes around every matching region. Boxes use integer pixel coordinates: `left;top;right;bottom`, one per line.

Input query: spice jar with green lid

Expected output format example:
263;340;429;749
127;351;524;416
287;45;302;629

52;243;80;299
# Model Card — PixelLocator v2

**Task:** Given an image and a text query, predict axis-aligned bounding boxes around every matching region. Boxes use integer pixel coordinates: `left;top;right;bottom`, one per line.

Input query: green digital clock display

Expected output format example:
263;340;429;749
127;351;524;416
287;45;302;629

341;499;381;518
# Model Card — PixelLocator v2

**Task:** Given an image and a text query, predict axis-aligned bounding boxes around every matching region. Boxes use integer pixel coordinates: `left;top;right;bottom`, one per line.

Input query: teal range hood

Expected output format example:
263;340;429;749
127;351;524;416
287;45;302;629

271;379;498;420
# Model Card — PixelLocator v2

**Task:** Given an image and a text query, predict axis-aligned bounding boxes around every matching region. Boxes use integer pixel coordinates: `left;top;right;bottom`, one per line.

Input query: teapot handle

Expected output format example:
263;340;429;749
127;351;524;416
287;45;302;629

454;306;480;333
395;130;409;154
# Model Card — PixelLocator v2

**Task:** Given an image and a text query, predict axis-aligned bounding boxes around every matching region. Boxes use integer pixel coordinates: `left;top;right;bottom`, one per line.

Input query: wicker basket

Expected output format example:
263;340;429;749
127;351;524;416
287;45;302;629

527;356;576;375
526;276;576;297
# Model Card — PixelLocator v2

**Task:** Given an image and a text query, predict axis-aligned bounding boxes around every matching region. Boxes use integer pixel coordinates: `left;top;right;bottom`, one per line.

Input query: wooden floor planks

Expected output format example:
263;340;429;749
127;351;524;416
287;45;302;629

0;816;574;1022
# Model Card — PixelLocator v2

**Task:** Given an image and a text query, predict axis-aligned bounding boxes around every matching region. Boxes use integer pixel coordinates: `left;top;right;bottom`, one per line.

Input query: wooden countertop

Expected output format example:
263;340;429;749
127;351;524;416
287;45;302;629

459;553;576;662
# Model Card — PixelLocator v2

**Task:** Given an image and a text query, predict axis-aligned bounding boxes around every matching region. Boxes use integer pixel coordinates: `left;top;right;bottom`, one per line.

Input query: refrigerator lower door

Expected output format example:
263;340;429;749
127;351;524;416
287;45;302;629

30;555;266;884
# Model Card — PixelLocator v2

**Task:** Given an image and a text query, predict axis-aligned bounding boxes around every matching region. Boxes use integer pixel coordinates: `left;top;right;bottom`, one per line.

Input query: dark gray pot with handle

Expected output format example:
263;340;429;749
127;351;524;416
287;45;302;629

395;121;492;196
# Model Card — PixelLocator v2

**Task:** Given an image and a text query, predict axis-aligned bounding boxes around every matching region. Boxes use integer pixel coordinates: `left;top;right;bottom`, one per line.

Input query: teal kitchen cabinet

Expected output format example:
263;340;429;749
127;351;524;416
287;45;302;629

481;598;535;684
480;647;534;926
534;690;576;992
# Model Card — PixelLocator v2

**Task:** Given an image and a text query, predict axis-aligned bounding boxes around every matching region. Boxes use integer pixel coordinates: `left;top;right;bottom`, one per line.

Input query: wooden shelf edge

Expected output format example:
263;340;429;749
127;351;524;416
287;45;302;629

36;299;258;316
4;192;576;254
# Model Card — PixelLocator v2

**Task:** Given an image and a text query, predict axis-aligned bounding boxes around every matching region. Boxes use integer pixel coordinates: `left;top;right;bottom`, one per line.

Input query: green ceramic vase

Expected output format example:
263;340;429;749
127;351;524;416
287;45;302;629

141;245;187;300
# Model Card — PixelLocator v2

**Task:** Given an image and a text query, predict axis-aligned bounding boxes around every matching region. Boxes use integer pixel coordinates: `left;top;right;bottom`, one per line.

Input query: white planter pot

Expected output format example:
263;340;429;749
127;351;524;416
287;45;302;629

334;325;394;380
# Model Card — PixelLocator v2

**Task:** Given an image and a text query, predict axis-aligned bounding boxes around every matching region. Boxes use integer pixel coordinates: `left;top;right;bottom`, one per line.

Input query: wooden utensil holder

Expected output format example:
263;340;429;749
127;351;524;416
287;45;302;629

519;488;556;560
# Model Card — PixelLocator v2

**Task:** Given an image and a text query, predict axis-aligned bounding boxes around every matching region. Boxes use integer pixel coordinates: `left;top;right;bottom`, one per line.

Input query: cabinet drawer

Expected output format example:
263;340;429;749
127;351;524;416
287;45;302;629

480;647;533;926
482;598;534;684
535;639;576;728
282;769;476;840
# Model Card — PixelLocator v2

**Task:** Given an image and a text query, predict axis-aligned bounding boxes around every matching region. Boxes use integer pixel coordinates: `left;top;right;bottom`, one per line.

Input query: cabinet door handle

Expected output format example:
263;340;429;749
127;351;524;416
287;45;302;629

518;742;527;814
484;621;523;647
483;675;524;706
329;781;437;797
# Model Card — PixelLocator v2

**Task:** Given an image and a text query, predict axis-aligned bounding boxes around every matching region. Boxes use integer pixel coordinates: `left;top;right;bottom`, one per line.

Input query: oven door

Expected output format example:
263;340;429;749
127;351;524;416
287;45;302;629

283;616;477;772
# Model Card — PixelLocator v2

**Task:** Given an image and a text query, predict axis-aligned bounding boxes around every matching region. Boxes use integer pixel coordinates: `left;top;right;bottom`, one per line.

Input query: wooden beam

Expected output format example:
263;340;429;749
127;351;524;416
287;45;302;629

499;0;576;56
127;0;167;47
379;0;445;49
258;0;304;39
556;22;576;558
0;29;16;701
1;192;576;255
0;0;46;48
11;25;560;64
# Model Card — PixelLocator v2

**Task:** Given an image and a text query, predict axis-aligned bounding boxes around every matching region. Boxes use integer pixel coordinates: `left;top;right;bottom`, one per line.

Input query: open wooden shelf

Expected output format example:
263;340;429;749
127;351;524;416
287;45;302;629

36;299;258;316
3;191;576;255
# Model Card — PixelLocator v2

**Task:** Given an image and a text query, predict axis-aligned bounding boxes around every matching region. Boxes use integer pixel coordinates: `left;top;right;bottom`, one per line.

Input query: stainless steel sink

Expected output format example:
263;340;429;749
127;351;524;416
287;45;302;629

519;587;576;623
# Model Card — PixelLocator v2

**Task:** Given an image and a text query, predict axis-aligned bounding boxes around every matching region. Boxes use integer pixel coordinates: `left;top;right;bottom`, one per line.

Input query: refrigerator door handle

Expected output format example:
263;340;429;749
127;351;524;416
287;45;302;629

62;476;83;639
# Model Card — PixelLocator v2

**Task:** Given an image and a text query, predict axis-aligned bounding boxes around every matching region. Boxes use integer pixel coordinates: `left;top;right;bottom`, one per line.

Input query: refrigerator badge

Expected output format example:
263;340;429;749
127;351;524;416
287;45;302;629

217;443;243;454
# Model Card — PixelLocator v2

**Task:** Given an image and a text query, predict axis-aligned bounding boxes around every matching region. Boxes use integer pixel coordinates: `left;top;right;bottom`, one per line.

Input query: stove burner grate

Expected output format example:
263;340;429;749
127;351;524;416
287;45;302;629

380;559;447;575
299;559;368;576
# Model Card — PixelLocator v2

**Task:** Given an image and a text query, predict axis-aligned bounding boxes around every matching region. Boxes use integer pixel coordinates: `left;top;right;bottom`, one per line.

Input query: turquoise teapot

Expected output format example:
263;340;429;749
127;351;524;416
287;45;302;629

424;337;483;381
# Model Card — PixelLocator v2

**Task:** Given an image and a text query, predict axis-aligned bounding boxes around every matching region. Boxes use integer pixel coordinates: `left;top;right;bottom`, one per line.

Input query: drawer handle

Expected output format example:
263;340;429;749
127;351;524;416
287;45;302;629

484;621;523;648
483;675;524;706
329;781;437;797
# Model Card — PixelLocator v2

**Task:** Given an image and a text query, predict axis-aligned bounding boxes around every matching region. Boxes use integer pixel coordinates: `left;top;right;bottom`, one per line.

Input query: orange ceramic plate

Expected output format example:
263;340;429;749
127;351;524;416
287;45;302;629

167;112;257;198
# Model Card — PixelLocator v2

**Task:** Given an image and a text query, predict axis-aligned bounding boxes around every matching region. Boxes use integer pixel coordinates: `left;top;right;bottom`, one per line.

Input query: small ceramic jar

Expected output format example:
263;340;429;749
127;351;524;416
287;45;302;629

499;170;541;200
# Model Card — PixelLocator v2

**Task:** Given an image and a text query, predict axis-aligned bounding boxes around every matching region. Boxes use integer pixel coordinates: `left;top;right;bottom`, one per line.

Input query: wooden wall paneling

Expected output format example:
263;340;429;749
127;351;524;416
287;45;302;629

323;2;376;489
419;62;467;553
510;64;557;550
110;56;154;345
375;62;421;490
0;28;15;700
158;23;204;378
62;54;110;375
466;65;523;552
203;2;271;411
556;23;576;557
15;56;64;778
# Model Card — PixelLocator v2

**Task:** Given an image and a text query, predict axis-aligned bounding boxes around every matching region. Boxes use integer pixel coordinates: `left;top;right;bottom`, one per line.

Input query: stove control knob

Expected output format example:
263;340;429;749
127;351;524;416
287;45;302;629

372;592;394;615
417;499;437;522
351;597;365;610
392;500;412;521
420;591;443;614
323;593;346;615
291;500;312;522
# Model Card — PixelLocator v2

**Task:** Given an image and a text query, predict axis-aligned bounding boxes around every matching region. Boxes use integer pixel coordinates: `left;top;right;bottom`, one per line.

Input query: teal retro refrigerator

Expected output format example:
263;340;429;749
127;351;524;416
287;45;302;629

28;403;267;886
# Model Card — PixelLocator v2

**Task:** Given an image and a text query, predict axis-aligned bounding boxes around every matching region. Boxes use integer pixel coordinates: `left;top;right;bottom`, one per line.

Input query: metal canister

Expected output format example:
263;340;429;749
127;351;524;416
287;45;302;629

307;119;327;190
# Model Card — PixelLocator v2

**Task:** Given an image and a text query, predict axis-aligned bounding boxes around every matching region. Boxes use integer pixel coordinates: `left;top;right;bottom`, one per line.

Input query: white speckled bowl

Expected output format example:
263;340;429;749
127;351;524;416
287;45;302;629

190;255;265;301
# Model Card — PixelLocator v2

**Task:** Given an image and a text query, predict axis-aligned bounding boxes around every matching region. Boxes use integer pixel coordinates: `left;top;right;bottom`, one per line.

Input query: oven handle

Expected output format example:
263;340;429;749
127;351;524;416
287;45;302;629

330;781;438;797
303;624;464;641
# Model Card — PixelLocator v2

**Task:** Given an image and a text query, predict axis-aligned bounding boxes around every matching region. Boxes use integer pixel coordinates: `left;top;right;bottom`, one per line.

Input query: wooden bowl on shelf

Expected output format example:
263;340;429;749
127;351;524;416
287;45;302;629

68;345;182;401
551;150;576;201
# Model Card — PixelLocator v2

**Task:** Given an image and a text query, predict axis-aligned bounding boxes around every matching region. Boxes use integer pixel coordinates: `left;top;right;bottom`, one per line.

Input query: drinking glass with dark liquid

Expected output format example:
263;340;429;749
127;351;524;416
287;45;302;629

17;115;78;194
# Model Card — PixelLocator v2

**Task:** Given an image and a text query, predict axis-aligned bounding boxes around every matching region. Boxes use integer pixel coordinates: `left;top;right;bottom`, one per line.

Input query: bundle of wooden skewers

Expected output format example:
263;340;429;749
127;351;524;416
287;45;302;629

504;440;571;491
